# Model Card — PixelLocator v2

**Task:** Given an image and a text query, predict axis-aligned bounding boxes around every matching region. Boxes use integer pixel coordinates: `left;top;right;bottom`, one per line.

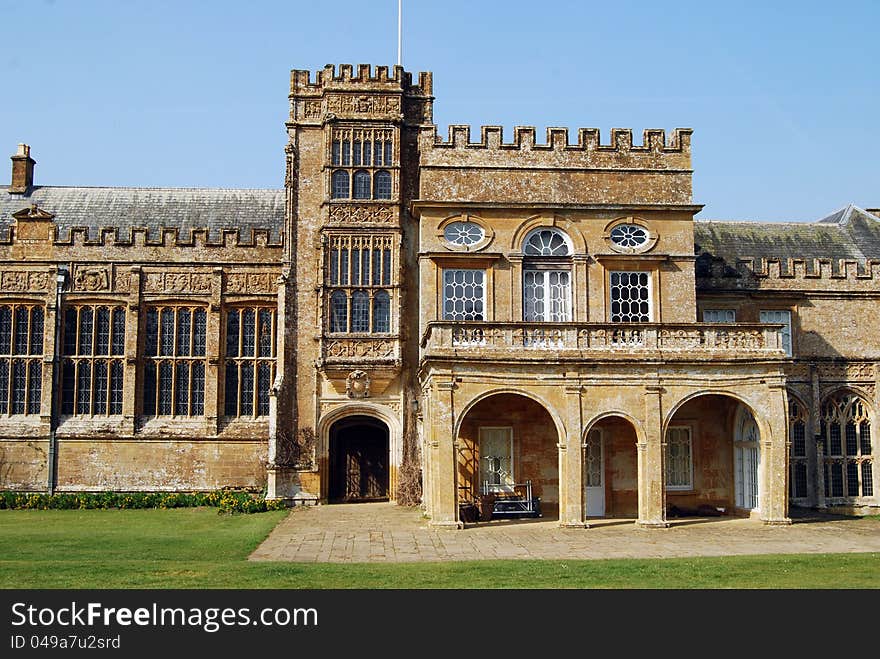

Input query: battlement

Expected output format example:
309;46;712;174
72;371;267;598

422;125;692;154
697;254;880;290
290;64;433;97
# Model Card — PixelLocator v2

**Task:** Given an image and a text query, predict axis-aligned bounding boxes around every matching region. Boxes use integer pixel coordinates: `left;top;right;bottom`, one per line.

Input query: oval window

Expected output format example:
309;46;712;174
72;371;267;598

610;224;649;249
443;221;485;247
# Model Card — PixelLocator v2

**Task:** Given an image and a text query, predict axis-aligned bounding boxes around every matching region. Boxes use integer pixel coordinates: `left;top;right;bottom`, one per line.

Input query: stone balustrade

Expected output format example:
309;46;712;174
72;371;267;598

421;322;786;360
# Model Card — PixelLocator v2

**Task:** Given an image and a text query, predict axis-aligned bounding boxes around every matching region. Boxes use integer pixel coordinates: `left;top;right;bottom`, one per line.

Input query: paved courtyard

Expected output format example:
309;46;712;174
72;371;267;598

249;502;880;563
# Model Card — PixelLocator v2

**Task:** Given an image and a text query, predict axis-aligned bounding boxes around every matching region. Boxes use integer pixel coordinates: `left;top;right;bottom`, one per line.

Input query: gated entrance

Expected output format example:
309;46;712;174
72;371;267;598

328;416;389;502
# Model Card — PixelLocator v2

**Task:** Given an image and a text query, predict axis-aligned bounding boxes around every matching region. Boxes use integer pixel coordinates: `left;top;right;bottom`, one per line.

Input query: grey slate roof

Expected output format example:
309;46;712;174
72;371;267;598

694;205;880;275
0;186;285;244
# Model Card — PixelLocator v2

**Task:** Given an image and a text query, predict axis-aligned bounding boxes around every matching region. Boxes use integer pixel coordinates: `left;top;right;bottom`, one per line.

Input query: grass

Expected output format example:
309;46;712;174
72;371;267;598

1;508;878;589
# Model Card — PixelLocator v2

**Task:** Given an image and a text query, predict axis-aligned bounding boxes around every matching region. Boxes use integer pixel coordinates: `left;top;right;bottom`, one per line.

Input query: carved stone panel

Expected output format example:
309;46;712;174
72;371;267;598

226;272;277;294
73;266;111;292
346;370;371;399
328;204;395;224
142;271;213;294
324;339;397;360
326;94;401;116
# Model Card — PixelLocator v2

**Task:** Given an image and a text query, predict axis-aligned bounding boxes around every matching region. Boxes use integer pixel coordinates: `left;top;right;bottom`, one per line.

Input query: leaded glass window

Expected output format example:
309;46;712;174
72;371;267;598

666;426;693;489
789;398;809;500
821;392;873;499
329;128;394;200
609;272;651;322
326;234;394;334
60;305;124;416
0;304;43;415
443;269;485;321
224;306;276;417
142;306;206;417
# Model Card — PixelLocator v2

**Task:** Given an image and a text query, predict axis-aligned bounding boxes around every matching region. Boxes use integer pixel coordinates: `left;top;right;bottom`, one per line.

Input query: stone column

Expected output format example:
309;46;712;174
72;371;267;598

761;383;792;525
428;378;462;528
811;363;825;508
559;384;587;527
873;362;880;503
637;383;668;528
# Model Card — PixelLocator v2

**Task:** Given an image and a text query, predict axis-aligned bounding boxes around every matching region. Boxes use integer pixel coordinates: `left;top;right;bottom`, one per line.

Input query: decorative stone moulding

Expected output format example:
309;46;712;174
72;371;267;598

604;217;658;254
346;370;370;399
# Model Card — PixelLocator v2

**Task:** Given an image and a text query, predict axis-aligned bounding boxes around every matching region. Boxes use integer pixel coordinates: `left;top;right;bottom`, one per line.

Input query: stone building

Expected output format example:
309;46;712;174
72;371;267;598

1;64;877;527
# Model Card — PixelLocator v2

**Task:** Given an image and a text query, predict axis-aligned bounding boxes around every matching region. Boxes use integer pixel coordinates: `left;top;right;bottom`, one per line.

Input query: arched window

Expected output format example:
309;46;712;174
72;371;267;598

373;170;392;199
331;170;350;199
789;398;809;500
353;170;371;199
522;228;572;322
372;290;390;333
523;228;572;256
821;392;873;499
330;291;348;333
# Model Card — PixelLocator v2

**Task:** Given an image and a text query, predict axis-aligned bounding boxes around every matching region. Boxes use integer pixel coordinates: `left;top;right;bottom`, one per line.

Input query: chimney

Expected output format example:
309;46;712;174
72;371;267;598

9;144;35;194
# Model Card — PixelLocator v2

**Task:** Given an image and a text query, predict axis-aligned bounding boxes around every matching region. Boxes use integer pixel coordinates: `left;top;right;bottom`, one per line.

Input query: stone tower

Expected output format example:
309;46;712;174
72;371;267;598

268;64;433;502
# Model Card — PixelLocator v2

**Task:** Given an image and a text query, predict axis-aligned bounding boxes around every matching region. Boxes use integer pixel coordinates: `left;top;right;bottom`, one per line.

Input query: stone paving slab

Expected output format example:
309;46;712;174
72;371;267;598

248;502;880;563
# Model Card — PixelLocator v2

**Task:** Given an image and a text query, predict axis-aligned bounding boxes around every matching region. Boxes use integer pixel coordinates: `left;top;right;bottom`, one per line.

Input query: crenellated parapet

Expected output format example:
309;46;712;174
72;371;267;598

418;125;694;206
422;125;691;159
697;255;880;291
288;64;433;125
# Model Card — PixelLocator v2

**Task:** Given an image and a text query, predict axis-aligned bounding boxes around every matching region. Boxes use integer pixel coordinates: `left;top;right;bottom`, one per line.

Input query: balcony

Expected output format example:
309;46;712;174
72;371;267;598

421;322;787;362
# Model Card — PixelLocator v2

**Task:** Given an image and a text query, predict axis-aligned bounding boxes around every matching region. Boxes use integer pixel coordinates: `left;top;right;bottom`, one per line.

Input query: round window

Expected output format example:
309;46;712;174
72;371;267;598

610;224;649;249
443;221;485;247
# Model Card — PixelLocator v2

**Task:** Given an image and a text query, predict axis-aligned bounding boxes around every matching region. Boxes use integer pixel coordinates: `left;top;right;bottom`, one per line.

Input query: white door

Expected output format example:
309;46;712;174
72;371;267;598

585;428;605;517
734;406;761;511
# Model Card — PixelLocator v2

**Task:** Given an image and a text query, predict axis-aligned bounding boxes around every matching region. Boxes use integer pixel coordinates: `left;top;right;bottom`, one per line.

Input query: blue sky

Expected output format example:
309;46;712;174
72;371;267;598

1;0;877;221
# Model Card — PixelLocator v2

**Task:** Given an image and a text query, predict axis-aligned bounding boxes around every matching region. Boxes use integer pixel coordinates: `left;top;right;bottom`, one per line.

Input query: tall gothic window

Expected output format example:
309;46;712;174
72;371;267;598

142;306;206;417
224;307;276;417
522;228;572;322
820;392;873;499
60;305;125;416
329;127;394;200
789;398;809;501
327;234;393;334
0;304;43;415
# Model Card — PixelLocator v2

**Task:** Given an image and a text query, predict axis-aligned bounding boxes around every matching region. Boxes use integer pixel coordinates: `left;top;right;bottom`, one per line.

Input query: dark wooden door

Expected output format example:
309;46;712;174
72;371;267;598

330;422;388;502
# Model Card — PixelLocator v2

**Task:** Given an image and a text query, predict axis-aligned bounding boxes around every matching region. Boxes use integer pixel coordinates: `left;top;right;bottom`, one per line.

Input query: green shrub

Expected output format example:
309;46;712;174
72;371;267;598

0;490;286;514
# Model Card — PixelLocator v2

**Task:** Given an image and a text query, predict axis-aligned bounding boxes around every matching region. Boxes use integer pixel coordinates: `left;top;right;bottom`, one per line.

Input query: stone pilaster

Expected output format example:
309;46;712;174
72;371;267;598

637;383;668;528
761;383;792;525
559;384;587;527
122;266;141;433
428;378;462;528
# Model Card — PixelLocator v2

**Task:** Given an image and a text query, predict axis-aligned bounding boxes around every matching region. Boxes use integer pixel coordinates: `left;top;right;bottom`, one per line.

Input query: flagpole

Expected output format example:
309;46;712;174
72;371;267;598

397;0;402;66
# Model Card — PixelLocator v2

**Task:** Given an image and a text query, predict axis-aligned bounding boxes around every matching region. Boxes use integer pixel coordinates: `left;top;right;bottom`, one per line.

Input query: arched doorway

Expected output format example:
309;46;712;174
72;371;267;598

584;415;639;518
457;392;560;518
328;415;389;503
665;394;763;516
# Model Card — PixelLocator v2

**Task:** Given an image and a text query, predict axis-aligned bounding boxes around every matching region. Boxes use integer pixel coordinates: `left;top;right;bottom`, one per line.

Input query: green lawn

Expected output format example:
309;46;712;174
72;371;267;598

1;508;878;588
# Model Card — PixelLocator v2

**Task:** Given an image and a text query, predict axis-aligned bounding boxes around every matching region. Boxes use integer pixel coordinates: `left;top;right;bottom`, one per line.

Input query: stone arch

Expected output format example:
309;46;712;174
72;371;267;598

664;389;770;444
454;387;565;440
582;411;643;518
455;389;563;515
318;403;402;502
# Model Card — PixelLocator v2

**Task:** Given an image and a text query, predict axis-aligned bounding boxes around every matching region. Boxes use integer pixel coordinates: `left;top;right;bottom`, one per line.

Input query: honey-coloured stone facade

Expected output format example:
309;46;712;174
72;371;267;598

1;64;877;528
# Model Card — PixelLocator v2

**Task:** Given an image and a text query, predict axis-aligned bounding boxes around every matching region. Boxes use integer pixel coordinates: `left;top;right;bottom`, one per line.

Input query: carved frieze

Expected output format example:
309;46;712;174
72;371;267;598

324;339;397;360
225;272;276;295
0;270;51;293
143;271;213;294
817;362;875;381
326;94;400;116
302;100;322;118
328;204;395;224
